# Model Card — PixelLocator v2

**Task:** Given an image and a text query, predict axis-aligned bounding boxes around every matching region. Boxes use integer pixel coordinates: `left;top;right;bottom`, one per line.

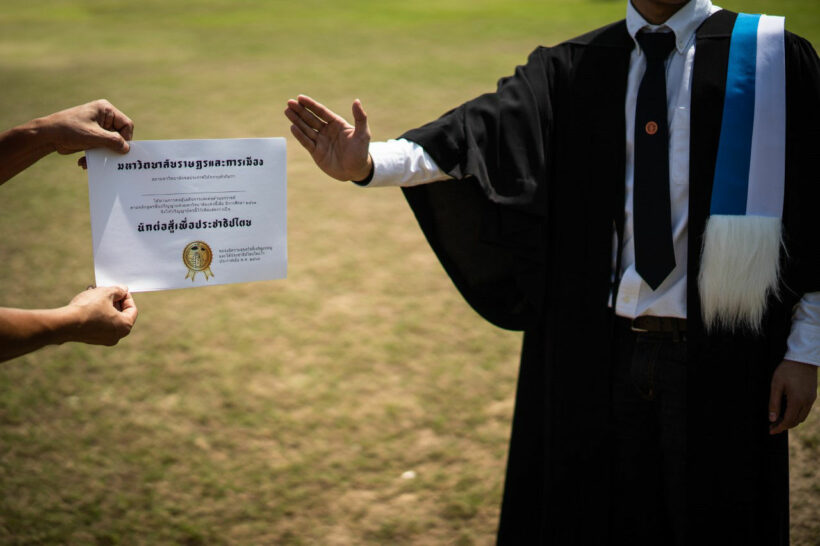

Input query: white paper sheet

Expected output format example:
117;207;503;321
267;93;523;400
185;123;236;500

86;138;286;292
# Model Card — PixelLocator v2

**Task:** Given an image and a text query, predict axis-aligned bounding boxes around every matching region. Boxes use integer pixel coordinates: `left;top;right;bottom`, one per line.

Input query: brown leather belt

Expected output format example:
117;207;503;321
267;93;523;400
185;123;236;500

629;315;687;334
616;315;687;342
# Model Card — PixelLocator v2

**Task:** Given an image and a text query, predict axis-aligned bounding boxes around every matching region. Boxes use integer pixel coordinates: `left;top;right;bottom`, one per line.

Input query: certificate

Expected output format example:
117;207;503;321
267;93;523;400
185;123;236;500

86;138;286;292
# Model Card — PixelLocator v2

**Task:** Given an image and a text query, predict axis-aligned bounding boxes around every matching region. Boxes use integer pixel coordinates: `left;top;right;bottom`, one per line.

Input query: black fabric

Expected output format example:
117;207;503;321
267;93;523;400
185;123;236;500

611;323;687;546
399;10;820;545
634;31;677;289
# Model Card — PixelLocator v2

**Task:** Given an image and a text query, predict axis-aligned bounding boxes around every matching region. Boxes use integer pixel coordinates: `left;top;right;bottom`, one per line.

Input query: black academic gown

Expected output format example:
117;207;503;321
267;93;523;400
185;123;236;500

399;11;820;545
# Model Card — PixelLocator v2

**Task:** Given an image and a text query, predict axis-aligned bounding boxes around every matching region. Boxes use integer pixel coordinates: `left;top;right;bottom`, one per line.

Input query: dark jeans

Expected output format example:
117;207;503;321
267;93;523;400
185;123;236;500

611;319;687;546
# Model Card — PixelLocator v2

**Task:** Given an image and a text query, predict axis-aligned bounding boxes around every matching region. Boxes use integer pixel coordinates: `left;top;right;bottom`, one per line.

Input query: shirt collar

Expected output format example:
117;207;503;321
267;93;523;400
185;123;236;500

626;0;717;54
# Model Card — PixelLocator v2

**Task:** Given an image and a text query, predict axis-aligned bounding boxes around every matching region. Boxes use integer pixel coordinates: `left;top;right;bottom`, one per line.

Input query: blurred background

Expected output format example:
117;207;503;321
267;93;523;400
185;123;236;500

0;1;817;544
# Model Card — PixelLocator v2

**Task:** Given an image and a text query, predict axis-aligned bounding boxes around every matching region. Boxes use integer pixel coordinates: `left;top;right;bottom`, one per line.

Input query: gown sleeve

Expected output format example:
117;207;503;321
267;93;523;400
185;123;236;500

783;33;820;298
399;47;559;330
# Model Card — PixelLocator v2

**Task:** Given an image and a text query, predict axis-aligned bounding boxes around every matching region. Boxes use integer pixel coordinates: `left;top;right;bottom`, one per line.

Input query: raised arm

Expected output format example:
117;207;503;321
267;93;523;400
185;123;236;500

0;286;138;363
284;95;373;182
0;99;134;184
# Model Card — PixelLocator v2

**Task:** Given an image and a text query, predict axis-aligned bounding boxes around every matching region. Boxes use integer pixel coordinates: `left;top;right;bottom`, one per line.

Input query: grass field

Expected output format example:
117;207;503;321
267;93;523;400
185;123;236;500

0;1;818;544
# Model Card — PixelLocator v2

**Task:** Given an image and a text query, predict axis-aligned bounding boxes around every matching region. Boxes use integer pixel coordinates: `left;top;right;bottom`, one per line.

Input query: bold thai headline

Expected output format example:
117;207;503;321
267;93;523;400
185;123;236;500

137;217;253;234
117;157;265;171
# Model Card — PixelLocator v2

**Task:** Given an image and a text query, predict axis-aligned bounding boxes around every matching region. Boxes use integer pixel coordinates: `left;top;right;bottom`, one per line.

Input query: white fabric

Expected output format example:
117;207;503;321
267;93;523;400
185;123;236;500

368;140;451;187
747;14;786;217
362;2;820;366
786;293;820;365
699;216;782;333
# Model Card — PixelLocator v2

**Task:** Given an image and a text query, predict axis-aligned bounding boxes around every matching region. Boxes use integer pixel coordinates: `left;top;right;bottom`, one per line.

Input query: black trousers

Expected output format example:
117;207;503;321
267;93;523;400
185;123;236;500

611;318;687;546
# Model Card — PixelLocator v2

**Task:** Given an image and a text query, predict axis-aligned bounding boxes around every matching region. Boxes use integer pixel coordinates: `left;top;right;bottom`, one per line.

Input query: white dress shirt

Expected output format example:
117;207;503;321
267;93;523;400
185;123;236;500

360;0;820;366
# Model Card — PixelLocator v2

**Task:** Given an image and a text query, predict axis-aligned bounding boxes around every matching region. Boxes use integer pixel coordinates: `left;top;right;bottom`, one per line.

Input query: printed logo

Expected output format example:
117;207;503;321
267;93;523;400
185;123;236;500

183;241;215;281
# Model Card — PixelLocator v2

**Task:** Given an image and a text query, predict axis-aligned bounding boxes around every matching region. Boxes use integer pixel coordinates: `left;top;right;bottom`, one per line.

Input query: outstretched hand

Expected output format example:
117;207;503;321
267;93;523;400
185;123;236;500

285;95;372;182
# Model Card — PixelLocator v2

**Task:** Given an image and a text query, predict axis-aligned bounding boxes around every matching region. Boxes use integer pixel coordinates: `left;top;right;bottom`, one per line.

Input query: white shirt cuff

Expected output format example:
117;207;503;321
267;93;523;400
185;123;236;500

785;292;820;366
365;139;452;187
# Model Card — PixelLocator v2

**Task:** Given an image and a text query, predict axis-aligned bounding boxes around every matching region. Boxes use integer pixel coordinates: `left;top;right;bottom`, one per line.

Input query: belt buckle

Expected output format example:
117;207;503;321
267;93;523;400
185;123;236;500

630;316;650;333
630;322;649;333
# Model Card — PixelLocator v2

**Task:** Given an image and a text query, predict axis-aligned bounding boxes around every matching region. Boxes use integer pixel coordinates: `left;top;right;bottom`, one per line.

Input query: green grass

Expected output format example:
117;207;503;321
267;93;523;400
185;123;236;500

1;1;818;544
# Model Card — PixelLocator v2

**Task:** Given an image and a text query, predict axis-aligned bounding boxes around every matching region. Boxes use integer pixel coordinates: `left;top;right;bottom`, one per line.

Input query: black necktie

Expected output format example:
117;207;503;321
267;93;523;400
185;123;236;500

634;31;677;290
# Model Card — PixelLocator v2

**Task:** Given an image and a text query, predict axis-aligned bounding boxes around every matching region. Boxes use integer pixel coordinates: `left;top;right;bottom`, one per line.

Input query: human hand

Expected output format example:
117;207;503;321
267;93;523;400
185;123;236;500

63;285;138;346
36;100;134;168
768;359;818;434
285;95;372;182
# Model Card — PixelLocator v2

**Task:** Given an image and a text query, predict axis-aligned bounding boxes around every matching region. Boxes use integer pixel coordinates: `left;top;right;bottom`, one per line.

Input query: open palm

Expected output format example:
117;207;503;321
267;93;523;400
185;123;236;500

285;95;372;182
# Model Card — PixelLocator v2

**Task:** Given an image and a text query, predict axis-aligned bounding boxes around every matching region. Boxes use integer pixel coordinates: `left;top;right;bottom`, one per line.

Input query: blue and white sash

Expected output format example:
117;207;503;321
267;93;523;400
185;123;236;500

699;13;787;333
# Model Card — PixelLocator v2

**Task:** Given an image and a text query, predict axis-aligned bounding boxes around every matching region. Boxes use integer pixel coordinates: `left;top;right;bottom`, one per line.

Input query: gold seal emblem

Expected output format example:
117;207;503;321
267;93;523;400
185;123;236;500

183;241;214;281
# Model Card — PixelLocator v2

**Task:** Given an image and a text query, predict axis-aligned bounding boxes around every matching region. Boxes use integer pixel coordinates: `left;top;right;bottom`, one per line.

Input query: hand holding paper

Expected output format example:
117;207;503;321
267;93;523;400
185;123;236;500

64;286;138;345
0;99;134;184
42;99;134;156
0;286;137;363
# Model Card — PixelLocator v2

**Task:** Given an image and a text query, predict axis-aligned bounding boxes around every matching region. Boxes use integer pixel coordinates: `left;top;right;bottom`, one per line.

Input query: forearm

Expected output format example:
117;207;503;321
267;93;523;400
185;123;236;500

0;306;75;363
0;117;54;185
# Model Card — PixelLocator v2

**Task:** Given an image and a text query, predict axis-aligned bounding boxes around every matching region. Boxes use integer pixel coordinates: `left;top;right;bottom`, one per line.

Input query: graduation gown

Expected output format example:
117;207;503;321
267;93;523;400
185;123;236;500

399;10;820;545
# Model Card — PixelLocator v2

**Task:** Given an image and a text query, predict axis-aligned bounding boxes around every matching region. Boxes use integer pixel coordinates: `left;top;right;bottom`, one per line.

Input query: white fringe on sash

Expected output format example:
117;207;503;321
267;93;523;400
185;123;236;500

698;215;783;333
